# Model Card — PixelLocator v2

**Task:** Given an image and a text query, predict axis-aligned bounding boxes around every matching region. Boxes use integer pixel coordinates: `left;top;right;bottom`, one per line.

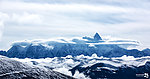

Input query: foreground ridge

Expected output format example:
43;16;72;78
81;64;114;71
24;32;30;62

0;55;75;79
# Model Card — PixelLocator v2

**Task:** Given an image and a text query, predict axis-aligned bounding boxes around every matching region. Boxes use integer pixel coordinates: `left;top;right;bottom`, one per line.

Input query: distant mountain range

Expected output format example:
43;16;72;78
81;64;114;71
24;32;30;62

0;33;149;58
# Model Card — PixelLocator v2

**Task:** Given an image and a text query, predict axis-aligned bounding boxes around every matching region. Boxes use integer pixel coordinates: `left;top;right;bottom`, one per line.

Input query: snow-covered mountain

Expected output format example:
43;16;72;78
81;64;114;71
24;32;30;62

12;54;150;79
0;55;74;79
0;33;146;58
0;33;149;79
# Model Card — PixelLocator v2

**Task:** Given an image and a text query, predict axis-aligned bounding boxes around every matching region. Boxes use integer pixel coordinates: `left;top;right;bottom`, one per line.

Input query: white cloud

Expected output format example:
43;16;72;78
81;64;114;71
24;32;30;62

0;21;4;41
0;0;150;50
73;70;89;79
54;67;72;76
11;13;42;25
0;1;128;13
0;12;8;42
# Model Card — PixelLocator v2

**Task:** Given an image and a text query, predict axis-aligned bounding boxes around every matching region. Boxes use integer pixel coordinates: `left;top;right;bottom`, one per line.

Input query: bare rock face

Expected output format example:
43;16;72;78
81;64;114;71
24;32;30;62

94;32;102;40
0;55;75;79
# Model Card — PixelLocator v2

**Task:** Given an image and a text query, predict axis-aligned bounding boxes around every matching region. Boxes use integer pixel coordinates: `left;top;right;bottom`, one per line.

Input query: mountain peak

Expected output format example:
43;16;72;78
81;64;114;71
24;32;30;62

94;32;102;40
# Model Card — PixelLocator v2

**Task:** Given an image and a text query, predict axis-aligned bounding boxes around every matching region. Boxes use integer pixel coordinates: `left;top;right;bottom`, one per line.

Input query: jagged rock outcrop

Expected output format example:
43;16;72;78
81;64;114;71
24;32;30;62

94;32;102;40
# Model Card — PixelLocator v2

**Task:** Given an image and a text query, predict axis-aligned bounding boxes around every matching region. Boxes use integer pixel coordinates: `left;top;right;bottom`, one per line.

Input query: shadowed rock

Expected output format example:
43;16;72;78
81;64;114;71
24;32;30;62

94;32;102;40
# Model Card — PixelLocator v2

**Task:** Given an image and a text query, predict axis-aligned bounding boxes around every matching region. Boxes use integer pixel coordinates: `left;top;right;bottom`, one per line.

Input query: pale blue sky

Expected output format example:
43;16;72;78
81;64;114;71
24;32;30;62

0;0;150;50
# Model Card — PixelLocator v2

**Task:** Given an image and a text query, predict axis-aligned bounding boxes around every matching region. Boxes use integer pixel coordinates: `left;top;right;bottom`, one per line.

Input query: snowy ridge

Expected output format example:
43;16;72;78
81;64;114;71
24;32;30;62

0;55;75;79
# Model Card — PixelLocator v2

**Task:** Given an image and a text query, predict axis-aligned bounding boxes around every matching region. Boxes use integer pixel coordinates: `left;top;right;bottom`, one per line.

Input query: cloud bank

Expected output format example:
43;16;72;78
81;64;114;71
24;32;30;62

0;22;4;41
0;0;150;50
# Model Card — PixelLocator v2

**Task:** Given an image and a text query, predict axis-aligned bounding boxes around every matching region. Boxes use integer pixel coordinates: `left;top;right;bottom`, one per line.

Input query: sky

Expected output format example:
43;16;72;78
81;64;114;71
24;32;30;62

0;0;150;50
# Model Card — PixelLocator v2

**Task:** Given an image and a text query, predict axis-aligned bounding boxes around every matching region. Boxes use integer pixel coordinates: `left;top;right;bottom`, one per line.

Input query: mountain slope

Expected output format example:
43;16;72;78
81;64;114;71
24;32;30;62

0;55;75;79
